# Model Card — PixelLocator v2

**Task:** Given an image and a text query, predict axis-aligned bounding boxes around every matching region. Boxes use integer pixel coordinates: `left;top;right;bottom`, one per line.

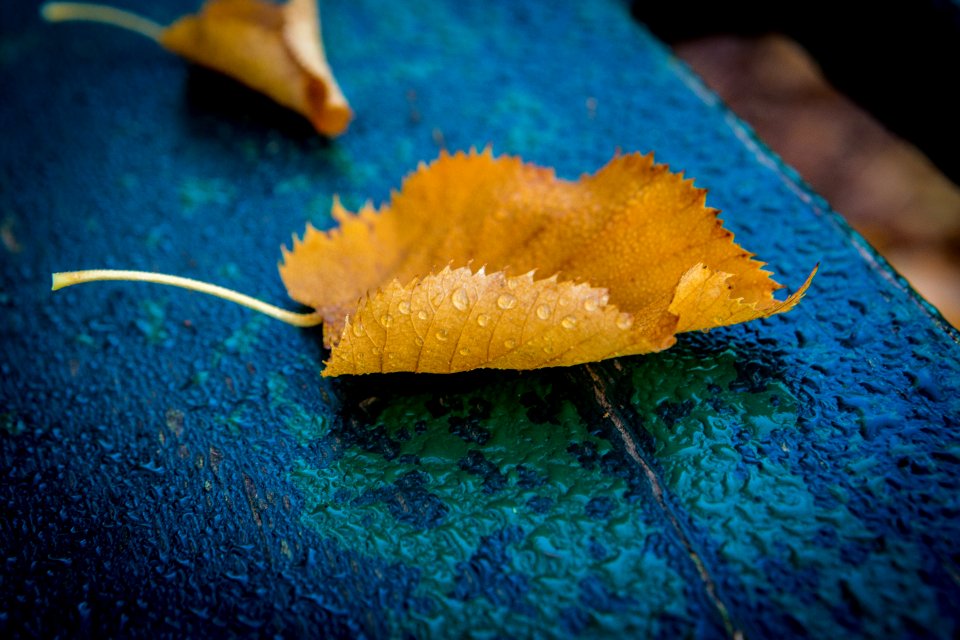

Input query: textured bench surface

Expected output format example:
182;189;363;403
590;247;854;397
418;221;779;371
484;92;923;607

2;0;960;637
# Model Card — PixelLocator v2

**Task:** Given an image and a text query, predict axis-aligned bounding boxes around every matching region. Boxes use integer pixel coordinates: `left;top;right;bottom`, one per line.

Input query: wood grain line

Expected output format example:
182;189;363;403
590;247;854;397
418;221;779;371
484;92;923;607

583;364;743;640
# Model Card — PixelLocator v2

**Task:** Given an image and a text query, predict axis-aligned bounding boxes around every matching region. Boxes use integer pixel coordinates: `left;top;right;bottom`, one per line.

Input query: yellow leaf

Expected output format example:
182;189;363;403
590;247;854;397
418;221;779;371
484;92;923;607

280;149;815;375
42;0;352;136
325;266;678;375
669;263;814;333
53;150;815;376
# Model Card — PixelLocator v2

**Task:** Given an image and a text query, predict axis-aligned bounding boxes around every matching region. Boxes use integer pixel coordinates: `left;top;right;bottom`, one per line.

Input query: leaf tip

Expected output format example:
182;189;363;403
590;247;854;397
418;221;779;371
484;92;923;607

314;104;352;138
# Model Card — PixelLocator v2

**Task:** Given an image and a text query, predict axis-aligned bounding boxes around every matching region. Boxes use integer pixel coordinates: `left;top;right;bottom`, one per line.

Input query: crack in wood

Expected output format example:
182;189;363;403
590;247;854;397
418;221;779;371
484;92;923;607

583;364;744;640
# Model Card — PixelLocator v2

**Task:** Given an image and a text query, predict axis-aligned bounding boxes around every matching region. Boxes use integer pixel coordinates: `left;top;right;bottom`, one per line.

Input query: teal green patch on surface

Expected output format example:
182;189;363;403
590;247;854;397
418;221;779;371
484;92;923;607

626;344;950;636
119;172;141;193
178;176;236;217
219;315;267;358
493;90;564;155
0;412;26;436
135;299;168;344
299;194;336;229
267;371;330;444
291;376;689;637
74;332;95;348
275;173;313;196
215;261;242;282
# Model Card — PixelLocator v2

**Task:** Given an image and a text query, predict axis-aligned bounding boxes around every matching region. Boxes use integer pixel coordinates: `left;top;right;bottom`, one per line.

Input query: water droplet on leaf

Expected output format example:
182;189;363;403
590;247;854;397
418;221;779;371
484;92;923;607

430;285;445;306
452;288;469;310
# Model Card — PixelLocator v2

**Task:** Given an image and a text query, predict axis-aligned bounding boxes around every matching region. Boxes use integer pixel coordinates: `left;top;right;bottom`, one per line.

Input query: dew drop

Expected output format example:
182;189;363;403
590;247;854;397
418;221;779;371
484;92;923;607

414;336;424;347
561;315;577;330
536;304;551;320
417;310;429;321
371;346;381;355
476;313;490;327
458;347;471;356
616;313;634;330
599;293;610;306
398;301;411;315
430;286;445;306
497;294;517;310
452;288;469;311
351;322;364;337
504;339;517;349
380;314;393;328
435;329;449;342
542;344;555;354
583;297;598;312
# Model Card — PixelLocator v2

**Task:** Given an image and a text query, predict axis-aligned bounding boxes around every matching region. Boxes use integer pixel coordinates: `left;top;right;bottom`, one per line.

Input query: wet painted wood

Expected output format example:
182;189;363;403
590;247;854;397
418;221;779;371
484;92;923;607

2;0;959;637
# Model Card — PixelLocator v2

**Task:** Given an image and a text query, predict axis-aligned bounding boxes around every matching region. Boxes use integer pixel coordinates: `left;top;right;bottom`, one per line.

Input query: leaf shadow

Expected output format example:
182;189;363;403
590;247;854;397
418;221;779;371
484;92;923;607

179;65;330;145
329;367;560;423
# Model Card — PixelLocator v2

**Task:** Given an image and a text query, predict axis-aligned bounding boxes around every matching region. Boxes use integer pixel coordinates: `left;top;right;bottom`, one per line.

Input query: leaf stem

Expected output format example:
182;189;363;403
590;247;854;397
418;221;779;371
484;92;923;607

41;2;165;42
52;269;324;328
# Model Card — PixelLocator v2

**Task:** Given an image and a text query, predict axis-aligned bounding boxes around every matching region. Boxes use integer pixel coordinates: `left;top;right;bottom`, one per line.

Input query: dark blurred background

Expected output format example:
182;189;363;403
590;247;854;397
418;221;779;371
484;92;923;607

633;0;960;326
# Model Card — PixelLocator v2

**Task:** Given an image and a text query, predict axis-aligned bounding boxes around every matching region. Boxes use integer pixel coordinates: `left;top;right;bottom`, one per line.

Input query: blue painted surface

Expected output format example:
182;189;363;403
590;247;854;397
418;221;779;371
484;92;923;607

2;0;960;637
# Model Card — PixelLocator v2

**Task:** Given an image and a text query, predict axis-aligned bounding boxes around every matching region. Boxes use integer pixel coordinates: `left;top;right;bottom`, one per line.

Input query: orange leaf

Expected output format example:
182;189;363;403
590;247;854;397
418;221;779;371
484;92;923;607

52;151;814;376
42;0;352;136
324;266;679;375
280;150;815;375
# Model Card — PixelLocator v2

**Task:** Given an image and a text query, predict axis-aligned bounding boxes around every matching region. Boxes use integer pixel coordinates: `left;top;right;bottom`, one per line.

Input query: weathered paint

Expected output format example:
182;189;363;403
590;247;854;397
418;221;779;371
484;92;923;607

1;0;959;637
